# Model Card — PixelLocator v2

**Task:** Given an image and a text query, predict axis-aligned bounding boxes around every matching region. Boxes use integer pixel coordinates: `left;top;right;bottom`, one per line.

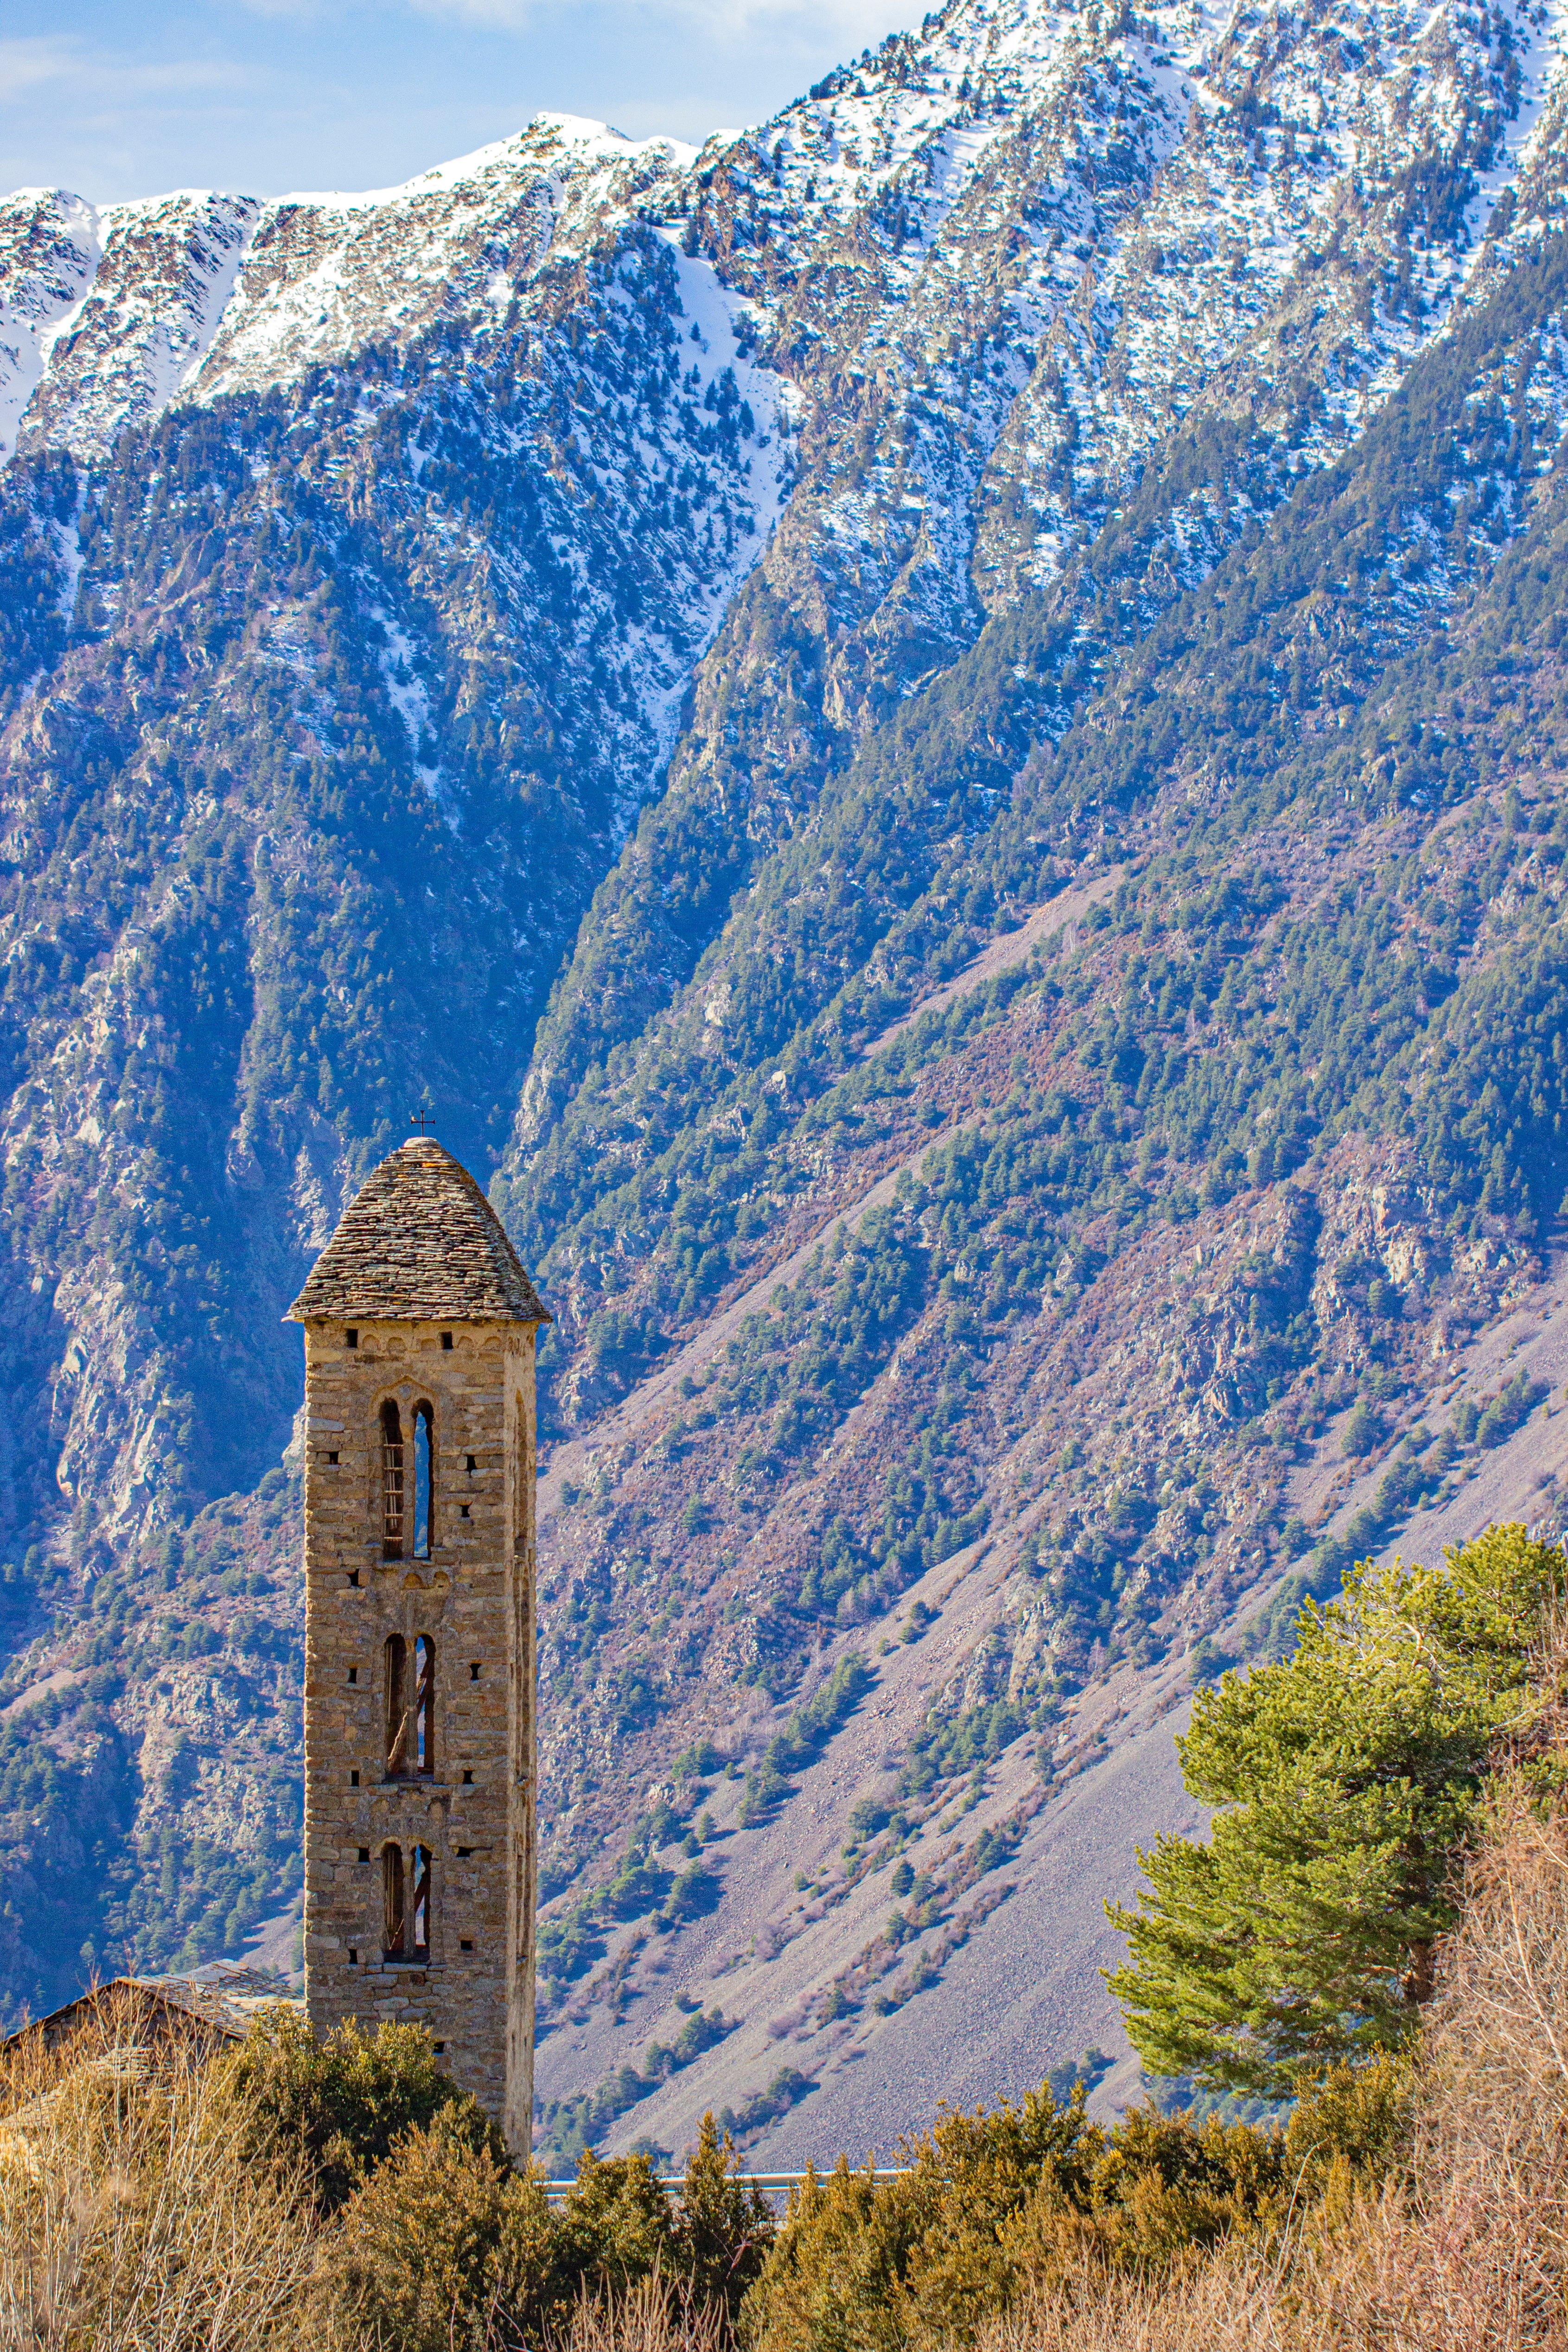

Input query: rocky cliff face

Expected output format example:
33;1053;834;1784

3;0;1568;2148
0;114;792;1544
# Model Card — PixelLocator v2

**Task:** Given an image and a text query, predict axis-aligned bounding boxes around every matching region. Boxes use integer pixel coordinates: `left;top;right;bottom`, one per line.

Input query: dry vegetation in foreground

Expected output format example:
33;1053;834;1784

0;1999;316;2349
4;1799;1568;2349
978;1811;1568;2348
7;1544;1568;2348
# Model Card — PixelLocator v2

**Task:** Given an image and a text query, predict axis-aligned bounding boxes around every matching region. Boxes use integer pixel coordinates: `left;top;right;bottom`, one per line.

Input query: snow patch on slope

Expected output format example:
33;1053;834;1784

0;191;100;462
0;117;700;462
0;191;259;463
626;236;797;764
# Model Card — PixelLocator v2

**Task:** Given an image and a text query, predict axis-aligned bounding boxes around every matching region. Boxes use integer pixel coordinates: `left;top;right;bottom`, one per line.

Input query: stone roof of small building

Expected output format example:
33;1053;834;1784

286;1137;549;1325
4;1969;302;2054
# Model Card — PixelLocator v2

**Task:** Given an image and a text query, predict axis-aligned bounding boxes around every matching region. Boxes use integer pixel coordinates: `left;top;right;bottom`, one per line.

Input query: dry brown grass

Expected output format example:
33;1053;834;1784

966;1792;1568;2352
1341;1794;1568;2351
0;1983;320;2351
6;1717;1568;2352
963;2253;1281;2352
551;2271;729;2352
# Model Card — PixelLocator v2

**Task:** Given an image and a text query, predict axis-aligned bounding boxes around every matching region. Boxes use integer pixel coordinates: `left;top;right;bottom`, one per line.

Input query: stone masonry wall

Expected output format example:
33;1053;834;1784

299;1314;538;2148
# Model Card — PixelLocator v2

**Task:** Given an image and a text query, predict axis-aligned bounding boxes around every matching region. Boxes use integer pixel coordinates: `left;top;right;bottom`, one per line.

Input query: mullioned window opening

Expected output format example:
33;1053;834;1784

382;1843;405;1957
411;1846;432;1961
385;1631;436;1777
381;1401;404;1557
414;1402;434;1558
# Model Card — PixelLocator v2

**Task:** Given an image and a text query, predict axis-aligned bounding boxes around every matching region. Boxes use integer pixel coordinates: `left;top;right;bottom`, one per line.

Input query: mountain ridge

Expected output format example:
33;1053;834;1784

3;0;1568;2155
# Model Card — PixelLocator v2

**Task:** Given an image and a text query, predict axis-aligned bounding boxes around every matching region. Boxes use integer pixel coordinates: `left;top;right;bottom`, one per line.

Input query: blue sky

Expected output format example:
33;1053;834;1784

2;1;916;204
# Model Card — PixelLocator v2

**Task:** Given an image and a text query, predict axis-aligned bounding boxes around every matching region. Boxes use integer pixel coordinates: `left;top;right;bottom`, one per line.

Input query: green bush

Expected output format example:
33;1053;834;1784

738;2046;1424;2352
1340;1397;1383;1459
550;2149;676;2301
325;2108;539;2352
543;2131;769;2333
228;2007;502;2212
291;2059;773;2351
1282;2052;1415;2206
673;2112;774;2319
740;2082;1295;2352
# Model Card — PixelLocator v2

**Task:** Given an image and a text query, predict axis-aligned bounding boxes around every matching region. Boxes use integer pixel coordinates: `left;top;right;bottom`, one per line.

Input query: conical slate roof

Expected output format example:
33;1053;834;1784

286;1137;549;1325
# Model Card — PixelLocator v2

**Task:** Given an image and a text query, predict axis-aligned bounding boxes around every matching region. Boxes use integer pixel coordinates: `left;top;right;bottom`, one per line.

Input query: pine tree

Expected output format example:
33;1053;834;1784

1106;1524;1566;2094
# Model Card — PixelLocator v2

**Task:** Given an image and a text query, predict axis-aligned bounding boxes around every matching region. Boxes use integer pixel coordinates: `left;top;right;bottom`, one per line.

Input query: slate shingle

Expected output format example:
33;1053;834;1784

285;1137;549;1325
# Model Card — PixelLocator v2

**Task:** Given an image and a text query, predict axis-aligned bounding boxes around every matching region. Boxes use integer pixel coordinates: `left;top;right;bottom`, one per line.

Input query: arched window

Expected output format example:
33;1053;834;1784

384;1634;408;1775
382;1844;405;1958
411;1846;432;1962
381;1402;405;1559
413;1634;434;1778
413;1403;434;1559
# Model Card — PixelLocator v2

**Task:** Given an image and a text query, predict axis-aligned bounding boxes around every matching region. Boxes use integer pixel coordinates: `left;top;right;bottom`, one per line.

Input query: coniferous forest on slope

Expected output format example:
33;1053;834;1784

5;0;1568;2165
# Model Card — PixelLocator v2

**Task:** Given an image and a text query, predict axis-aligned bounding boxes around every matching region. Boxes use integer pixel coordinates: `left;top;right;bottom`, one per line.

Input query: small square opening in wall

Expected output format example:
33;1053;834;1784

465;1455;477;1472
325;1450;339;1465
457;1846;473;1857
469;1662;481;1681
347;1667;357;1684
459;1504;471;1519
460;1939;474;1952
462;1769;474;1785
345;1329;358;1349
433;2041;446;2055
441;1332;453;1351
348;1949;358;1965
347;1570;360;1588
351;1771;360;1787
358;1848;370;1863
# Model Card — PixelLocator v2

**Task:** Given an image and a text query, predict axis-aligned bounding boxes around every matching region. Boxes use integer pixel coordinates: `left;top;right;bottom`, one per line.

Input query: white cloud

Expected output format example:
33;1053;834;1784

0;35;261;104
0;35;281;204
0;0;927;205
0;36;80;96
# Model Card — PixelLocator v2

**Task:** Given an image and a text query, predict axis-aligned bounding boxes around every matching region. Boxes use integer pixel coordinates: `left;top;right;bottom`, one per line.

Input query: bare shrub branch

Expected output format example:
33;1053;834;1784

542;2269;728;2352
0;1984;321;2351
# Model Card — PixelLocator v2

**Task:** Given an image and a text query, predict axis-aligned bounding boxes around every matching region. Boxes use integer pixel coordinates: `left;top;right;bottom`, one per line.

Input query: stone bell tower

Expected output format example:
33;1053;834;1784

286;1135;549;2154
